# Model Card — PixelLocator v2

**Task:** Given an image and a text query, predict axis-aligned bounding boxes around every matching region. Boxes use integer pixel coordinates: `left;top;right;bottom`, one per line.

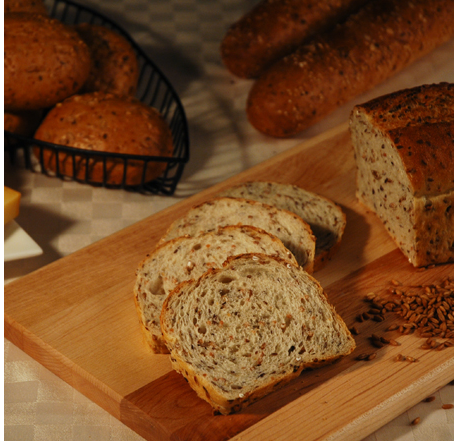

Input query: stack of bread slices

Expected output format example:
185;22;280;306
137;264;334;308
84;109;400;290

134;181;355;414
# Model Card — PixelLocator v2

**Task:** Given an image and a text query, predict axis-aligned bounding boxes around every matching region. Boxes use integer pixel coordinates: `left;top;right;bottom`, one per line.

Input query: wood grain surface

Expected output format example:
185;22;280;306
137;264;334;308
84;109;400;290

4;123;454;441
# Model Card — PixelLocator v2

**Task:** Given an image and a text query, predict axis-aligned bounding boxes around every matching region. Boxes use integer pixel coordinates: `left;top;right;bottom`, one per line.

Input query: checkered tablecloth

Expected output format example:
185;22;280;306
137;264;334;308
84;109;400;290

4;0;454;440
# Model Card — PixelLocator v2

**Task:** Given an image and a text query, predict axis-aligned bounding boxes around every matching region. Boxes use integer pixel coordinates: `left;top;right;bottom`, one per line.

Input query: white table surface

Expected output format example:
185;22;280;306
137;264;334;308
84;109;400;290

4;0;455;440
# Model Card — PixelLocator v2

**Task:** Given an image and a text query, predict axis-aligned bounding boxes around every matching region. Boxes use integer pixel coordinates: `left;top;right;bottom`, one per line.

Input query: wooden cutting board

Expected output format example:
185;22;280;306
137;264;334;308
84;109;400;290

4;123;454;441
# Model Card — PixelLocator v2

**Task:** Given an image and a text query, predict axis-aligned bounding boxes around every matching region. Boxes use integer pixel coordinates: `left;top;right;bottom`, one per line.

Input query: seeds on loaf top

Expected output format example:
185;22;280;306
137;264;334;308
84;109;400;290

219;181;346;270
160;253;356;414
158;197;316;272
134;225;297;353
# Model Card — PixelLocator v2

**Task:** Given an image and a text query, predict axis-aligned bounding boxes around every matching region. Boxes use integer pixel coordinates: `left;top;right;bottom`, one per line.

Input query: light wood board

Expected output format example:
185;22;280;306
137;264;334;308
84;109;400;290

4;123;454;441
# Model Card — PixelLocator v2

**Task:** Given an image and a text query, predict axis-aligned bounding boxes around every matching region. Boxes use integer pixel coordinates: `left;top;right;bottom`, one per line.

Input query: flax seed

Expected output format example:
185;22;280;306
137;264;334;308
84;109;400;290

424;396;436;403
442;404;454;410
411;417;421;425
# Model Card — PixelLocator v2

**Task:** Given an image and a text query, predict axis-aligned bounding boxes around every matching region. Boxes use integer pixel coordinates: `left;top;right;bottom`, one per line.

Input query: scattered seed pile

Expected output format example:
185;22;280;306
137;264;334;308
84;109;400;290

353;276;454;361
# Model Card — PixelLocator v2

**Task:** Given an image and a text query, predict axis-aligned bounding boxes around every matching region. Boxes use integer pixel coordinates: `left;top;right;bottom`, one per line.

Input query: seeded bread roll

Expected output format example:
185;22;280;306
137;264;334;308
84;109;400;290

161;253;356;415
159;197;316;272
4;0;47;14
33;92;174;186
135;225;297;353
219;181;346;270
246;0;454;137
4;13;91;111
75;23;139;96
4;110;43;137
220;0;369;79
349;82;454;267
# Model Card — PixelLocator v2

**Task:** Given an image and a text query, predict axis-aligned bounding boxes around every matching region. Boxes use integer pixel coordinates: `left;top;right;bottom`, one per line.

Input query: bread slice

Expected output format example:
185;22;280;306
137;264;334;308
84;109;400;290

350;82;454;267
135;225;297;353
219;181;346;270
161;253;356;415
159;197;316;272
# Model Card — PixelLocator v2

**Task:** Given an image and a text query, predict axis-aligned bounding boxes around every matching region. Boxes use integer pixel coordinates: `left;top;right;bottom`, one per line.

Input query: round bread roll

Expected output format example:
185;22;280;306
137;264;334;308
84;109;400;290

4;0;48;14
4;13;91;111
34;92;175;186
75;23;139;96
4;110;43;137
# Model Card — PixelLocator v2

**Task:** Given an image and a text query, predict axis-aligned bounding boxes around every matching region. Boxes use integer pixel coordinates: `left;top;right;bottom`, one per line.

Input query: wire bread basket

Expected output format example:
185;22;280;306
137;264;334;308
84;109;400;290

4;0;189;195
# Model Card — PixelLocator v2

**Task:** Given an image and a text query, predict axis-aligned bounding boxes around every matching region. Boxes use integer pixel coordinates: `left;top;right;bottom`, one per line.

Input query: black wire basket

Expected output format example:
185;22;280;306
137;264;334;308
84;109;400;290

4;0;189;195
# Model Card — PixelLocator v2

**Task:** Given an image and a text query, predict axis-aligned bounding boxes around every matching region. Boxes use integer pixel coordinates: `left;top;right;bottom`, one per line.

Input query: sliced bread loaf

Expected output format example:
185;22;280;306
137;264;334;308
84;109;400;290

160;253;356;414
350;82;454;267
158;197;316;272
219;181;346;270
134;225;297;353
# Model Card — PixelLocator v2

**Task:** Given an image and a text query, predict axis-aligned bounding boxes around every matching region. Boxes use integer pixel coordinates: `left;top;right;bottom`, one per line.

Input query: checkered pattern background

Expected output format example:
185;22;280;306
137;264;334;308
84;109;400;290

4;0;454;439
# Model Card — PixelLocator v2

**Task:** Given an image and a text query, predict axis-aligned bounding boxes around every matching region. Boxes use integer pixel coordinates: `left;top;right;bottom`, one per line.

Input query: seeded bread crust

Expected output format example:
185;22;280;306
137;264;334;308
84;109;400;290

158;197;316;272
219;181;346;270
34;92;174;186
350;83;454;267
160;253;356;415
75;24;139;96
134;225;297;353
220;0;369;79
246;0;454;137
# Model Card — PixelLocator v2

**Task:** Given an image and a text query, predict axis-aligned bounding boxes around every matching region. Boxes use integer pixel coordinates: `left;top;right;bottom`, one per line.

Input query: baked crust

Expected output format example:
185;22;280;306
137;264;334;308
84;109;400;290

4;13;91;111
33;92;174;186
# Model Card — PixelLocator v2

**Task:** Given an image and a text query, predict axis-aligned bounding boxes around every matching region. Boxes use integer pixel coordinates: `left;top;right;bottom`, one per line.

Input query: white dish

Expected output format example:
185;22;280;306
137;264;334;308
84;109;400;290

4;221;43;262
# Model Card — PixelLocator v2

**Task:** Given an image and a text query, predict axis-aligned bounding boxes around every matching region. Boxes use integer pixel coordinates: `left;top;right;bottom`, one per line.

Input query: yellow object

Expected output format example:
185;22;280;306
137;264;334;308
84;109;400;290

4;186;21;225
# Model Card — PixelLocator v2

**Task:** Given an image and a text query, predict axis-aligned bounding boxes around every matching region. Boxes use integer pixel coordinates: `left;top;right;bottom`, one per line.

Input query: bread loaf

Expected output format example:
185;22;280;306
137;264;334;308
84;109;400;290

220;0;368;79
135;225;297;353
75;24;139;96
246;0;454;137
159;197;316;272
4;13;91;111
160;253;356;414
219;181;346;270
349;82;454;267
33;92;174;186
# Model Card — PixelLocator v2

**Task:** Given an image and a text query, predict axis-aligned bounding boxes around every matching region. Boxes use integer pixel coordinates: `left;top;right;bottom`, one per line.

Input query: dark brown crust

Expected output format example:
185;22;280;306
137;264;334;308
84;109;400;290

75;23;139;96
220;0;368;79
4;13;91;111
354;83;454;198
33;92;174;186
4;0;48;15
246;0;454;137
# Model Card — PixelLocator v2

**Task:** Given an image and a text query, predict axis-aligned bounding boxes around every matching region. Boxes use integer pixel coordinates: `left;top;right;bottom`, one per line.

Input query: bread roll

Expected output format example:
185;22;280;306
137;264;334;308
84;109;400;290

4;13;91;111
246;0;454;137
221;0;368;79
4;110;43;137
4;0;47;14
161;253;355;414
75;23;139;96
34;92;175;186
350;82;454;267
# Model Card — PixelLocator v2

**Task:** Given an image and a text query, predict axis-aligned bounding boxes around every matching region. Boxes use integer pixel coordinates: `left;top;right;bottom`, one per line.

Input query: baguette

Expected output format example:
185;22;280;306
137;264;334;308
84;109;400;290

160;253;356;414
135;225;297;353
246;0;454;138
349;82;454;267
220;0;368;79
158;197;316;272
219;181;346;270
